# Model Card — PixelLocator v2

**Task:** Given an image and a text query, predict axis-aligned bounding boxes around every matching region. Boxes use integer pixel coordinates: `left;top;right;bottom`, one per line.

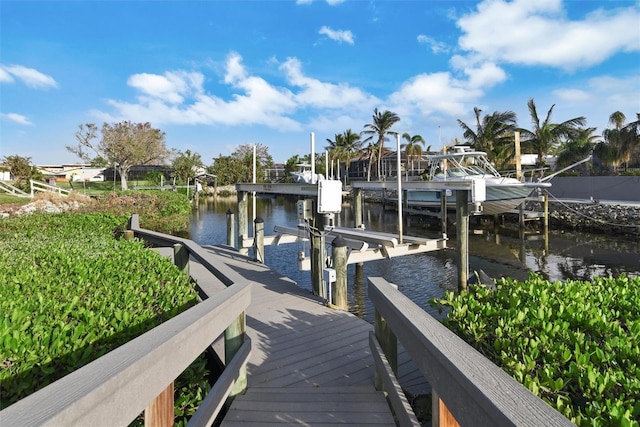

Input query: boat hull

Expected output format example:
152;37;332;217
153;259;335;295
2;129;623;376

407;184;542;216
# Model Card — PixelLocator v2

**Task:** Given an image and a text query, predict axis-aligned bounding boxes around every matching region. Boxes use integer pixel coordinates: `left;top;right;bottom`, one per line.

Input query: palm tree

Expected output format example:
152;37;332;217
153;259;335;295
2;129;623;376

361;108;400;179
609;111;626;130
597;113;640;172
326;133;345;179
326;129;362;183
401;132;426;179
339;129;363;183
457;107;518;169
519;98;586;167
362;143;377;182
556;127;599;173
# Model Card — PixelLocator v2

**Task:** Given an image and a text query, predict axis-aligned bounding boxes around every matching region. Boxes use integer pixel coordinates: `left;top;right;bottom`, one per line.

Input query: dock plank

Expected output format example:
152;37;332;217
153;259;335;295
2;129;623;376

175;244;422;425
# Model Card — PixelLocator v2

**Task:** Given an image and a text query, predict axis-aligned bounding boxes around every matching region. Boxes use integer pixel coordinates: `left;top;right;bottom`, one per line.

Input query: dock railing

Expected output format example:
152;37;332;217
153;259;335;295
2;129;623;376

368;276;575;427
1;215;252;427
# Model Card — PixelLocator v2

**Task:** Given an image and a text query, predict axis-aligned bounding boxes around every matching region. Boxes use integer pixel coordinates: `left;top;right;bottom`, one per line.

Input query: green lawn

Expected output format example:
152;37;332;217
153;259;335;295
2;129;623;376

0;194;30;206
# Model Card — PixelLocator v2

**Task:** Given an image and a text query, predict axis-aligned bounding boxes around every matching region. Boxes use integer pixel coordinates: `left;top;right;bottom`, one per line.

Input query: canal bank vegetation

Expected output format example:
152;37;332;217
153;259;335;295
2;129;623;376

0;193;207;425
434;273;640;426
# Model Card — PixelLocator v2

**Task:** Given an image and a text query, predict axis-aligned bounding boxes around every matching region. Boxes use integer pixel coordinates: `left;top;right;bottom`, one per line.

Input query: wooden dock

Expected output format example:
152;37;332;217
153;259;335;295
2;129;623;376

1;216;571;427
179;244;425;425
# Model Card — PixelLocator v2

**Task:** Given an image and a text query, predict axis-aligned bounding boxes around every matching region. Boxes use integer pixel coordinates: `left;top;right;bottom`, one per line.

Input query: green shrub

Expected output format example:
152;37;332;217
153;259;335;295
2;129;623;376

85;190;192;235
433;273;640;426
0;213;207;424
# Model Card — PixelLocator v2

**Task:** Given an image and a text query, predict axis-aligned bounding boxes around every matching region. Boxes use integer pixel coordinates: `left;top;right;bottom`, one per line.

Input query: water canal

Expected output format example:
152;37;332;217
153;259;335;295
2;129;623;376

189;195;640;323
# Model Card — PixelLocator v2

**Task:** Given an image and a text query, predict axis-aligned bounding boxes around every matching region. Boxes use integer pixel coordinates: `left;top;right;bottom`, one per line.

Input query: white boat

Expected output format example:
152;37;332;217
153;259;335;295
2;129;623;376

290;163;324;184
407;147;551;215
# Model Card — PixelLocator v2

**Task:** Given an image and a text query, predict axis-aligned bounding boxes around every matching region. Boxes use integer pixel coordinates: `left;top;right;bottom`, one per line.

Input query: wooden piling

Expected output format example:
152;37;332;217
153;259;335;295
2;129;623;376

332;236;348;310
455;190;469;292
311;210;328;299
226;209;235;248
254;216;264;264
237;191;248;256
352;187;365;280
353;187;363;229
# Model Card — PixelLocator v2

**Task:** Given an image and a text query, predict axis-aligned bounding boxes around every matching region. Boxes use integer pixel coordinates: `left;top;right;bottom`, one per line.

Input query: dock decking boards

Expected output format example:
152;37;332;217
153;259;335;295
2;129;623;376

156;245;427;425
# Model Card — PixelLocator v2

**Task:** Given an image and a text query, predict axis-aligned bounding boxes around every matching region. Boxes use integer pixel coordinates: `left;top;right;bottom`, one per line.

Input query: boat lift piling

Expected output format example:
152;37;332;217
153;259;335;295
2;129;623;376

233;179;475;296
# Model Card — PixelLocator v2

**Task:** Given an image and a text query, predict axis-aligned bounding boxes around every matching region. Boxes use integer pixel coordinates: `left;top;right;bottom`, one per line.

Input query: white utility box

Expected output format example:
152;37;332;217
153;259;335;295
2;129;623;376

317;180;342;213
322;268;336;284
470;178;486;203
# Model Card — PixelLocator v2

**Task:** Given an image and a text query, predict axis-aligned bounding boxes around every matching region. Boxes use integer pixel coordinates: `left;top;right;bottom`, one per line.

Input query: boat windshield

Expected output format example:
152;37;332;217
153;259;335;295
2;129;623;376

427;153;501;180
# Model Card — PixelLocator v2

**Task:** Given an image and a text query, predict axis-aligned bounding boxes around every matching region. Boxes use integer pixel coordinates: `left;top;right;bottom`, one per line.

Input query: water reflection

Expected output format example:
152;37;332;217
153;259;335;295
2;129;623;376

189;196;640;322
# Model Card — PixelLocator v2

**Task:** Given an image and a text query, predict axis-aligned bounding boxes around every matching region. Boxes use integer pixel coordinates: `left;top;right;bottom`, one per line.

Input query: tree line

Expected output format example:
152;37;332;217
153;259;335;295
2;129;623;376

2;98;639;191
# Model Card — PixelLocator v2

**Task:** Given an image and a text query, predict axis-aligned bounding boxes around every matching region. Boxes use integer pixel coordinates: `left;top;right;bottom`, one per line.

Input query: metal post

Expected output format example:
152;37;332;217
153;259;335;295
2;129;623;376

226;209;235;248
252;145;257;235
253;216;264;264
311;132;316;184
456;189;469;292
396;133;403;244
332;236;348;310
441;190;448;238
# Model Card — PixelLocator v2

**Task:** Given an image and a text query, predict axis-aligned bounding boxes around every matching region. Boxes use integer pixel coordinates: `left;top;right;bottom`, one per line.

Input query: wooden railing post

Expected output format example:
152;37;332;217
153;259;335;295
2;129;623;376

225;311;247;397
226;209;235;248
432;391;460;427
374;308;397;390
145;382;174;427
173;243;189;278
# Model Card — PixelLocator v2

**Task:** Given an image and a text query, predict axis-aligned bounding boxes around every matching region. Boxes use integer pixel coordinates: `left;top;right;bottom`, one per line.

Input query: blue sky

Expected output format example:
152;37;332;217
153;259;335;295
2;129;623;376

1;0;639;166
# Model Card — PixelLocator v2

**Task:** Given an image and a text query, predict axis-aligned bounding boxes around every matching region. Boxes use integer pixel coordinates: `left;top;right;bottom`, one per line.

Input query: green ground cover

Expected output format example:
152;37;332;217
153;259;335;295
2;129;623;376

0;193;207;425
434;273;640;426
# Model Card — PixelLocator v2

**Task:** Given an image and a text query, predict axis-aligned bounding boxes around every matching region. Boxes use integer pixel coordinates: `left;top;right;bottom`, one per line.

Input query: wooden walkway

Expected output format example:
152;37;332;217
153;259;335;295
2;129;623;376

157;244;428;426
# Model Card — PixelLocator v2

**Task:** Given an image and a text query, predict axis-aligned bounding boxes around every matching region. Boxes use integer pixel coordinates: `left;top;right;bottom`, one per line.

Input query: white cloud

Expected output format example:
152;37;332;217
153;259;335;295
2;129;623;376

0;112;33;125
0;65;58;89
319;26;354;44
388;72;481;117
127;71;203;104
463;61;507;89
0;67;15;83
100;53;300;130
417;35;449;54
553;88;590;103
456;0;640;70
280;57;378;111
